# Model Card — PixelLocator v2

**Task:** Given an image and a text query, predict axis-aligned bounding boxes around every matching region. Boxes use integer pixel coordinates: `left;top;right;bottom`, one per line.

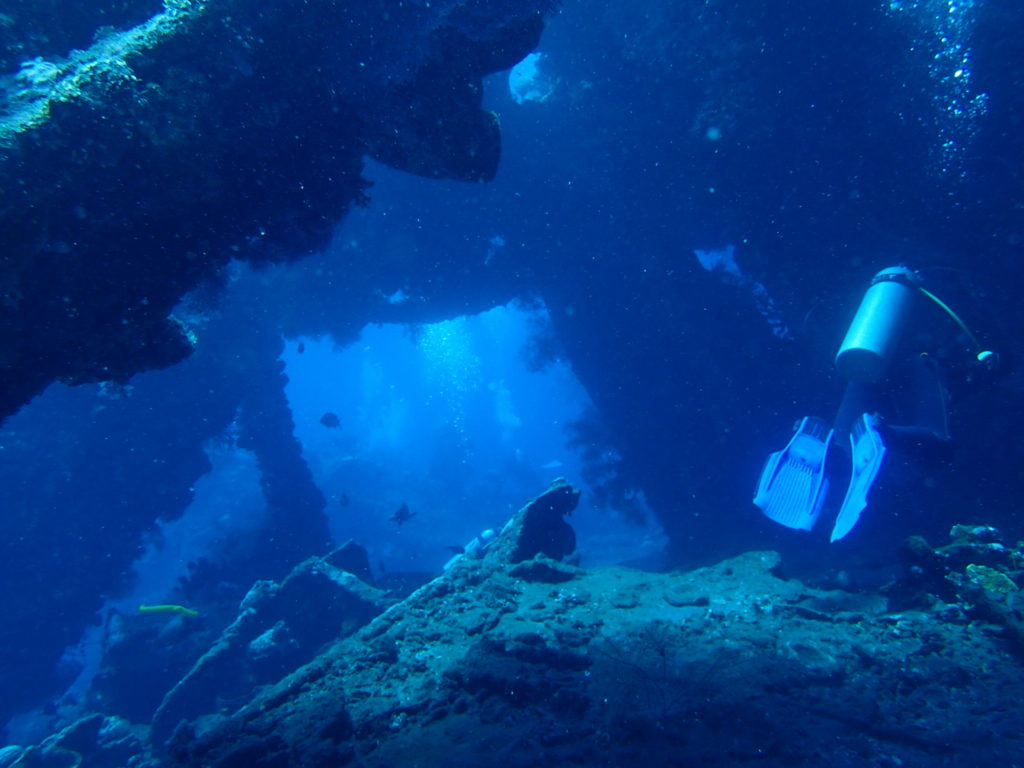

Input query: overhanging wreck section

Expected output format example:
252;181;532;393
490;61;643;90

0;0;550;420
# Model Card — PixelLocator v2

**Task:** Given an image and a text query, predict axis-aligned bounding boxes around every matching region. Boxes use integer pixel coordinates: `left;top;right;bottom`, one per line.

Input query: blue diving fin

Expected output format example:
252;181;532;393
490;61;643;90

830;413;886;542
753;417;833;531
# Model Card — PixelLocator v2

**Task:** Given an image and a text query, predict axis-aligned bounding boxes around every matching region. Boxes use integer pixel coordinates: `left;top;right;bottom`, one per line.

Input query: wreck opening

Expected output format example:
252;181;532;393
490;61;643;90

281;300;667;574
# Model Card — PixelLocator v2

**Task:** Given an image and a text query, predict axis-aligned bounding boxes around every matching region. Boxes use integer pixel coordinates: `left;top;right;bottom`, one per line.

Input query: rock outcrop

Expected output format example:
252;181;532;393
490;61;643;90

160;483;1024;767
4;483;1023;766
151;541;393;744
0;0;552;420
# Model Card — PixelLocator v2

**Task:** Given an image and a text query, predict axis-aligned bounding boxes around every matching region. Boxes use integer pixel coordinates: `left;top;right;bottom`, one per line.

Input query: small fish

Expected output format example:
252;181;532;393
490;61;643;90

389;502;415;526
138;603;199;617
320;412;341;428
339;492;350;508
297;342;305;354
444;545;466;555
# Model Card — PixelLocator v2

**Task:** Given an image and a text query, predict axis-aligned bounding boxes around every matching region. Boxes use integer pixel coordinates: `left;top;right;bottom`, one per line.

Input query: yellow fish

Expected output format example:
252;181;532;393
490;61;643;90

138;603;199;617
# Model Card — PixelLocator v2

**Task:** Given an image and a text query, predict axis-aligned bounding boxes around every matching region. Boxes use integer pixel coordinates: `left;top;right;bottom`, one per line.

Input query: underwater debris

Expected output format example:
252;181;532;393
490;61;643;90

896;523;1024;655
150;543;393;744
163;488;1024;767
8;481;1024;766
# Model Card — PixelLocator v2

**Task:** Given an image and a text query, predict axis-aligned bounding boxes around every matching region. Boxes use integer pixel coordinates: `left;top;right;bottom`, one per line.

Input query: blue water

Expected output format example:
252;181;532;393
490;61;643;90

1;0;1022;755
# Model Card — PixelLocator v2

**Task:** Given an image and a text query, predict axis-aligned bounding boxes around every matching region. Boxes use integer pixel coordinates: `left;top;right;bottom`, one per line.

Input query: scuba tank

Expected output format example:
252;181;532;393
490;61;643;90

835;266;920;383
836;265;998;383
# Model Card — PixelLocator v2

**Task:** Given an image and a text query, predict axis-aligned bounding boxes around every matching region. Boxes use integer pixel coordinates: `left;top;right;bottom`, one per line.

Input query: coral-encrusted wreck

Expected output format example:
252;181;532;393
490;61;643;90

5;482;1024;767
0;0;551;421
147;482;1024;766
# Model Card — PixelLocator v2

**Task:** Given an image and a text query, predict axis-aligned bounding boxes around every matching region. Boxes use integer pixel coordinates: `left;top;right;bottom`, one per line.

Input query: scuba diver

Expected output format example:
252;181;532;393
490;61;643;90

754;266;998;541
